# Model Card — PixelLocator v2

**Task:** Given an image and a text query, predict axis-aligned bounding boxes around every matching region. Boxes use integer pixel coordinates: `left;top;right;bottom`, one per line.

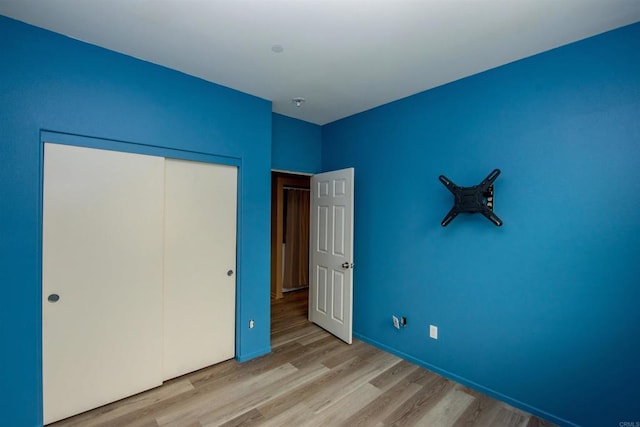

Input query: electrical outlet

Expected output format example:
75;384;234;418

392;315;400;329
249;319;255;329
429;325;438;339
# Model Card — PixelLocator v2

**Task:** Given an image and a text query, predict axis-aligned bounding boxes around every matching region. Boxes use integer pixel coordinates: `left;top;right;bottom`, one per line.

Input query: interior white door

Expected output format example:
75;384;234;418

309;168;354;344
42;143;164;424
163;159;237;380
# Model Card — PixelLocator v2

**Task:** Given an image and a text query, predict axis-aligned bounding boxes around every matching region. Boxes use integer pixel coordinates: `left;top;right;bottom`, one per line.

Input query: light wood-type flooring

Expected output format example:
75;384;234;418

50;289;557;427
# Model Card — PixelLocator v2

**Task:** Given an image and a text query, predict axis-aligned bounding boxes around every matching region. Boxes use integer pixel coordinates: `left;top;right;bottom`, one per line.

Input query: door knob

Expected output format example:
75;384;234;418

341;262;354;269
227;270;234;276
47;294;60;303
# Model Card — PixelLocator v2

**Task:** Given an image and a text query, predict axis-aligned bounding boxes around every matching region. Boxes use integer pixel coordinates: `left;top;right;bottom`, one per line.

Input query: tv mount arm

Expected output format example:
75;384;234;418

439;168;503;227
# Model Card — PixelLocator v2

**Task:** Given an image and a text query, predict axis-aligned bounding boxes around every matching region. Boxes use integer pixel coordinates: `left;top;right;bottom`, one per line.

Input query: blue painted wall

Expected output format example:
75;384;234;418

322;23;640;427
0;16;272;426
272;113;322;174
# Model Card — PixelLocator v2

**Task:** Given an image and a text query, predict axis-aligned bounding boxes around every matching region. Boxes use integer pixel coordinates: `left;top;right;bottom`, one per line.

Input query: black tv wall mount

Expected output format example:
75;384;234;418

439;169;503;227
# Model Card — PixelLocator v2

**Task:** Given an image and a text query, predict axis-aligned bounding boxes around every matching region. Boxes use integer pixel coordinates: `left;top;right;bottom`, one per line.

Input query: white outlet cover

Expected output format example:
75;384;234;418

430;325;438;339
392;316;400;329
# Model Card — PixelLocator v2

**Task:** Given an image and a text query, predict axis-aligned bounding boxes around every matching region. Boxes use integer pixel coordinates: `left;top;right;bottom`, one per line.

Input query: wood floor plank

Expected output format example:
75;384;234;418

295;328;332;346
306;382;383;426
526;415;558;427
216;408;265;427
186;344;305;397
317;338;368;369
184;359;242;389
156;363;298;426
162;421;201;427
451;394;503;427
370;359;418;389
306;350;400;413
49;288;557;427
288;335;346;369
187;340;304;389
50;379;194;427
490;407;531;427
270;322;318;347
342;379;424;427
255;401;311;427
413;386;476;427
255;355;371;419
384;375;455;427
197;363;329;426
404;363;441;386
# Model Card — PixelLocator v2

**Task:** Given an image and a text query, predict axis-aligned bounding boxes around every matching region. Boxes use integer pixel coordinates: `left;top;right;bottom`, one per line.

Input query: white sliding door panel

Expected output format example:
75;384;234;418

42;143;164;424
309;168;354;344
163;159;237;380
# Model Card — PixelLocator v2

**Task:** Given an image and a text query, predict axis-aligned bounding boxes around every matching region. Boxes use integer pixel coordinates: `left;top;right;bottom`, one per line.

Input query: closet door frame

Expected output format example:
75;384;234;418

38;131;242;422
270;172;311;300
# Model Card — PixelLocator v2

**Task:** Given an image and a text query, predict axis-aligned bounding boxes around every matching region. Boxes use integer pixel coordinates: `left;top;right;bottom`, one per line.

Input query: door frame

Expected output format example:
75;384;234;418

39;131;243;422
270;171;311;300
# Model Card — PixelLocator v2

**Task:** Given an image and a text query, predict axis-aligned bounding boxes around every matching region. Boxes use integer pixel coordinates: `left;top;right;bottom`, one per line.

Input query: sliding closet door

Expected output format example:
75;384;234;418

42;143;164;424
163;159;237;380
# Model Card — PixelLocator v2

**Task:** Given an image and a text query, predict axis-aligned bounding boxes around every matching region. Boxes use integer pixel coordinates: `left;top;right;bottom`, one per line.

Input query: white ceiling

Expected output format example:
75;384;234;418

1;1;639;125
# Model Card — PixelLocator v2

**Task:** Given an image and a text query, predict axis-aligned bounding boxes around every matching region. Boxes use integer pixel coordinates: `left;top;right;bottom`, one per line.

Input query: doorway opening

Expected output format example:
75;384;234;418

270;171;311;338
270;171;311;299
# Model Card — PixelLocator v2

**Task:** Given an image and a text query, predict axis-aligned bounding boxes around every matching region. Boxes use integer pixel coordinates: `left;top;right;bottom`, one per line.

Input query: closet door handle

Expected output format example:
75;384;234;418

227;270;234;276
48;294;60;303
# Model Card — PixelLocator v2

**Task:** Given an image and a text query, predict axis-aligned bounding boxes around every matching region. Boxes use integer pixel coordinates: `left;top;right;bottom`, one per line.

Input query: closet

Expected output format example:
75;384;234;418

42;143;236;424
